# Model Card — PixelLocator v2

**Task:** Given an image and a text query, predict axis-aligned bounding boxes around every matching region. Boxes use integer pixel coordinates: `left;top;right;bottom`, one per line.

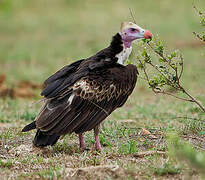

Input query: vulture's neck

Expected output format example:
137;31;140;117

110;33;132;65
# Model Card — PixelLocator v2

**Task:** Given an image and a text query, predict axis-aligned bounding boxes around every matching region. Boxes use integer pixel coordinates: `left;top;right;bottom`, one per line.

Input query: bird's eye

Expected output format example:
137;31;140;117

130;28;139;33
131;28;136;32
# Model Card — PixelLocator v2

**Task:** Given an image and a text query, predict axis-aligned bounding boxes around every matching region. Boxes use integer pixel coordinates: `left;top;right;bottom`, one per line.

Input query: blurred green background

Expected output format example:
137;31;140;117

0;0;204;89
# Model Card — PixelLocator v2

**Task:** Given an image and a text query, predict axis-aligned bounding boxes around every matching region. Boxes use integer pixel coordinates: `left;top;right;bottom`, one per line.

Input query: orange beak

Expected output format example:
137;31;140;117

144;30;152;39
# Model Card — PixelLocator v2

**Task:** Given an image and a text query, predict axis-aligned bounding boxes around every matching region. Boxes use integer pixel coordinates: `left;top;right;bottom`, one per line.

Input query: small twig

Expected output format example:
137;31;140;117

148;62;180;90
179;86;205;112
181;135;205;142
138;59;150;82
147;43;180;71
171;116;205;121
178;54;184;79
129;8;136;24
193;32;205;42
153;90;194;102
192;5;205;42
133;150;166;158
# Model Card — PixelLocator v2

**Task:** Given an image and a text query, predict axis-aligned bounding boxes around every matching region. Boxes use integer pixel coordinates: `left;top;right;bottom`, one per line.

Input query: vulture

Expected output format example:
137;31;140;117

22;22;152;151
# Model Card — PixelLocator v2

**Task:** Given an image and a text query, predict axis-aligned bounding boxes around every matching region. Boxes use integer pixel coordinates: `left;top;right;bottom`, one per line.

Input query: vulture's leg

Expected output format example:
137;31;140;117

94;126;102;151
79;133;86;150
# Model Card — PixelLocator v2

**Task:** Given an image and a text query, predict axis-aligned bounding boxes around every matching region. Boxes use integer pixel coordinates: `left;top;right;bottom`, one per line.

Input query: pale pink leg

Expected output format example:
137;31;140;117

94;126;102;151
79;133;86;150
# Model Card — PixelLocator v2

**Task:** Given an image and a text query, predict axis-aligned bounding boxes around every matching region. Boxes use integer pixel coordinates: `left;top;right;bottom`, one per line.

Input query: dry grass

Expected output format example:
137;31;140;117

0;0;205;179
0;95;204;179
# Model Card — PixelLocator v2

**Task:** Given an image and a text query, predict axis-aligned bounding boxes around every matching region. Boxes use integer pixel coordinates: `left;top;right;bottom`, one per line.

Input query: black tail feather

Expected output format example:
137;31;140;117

33;130;60;147
22;121;36;132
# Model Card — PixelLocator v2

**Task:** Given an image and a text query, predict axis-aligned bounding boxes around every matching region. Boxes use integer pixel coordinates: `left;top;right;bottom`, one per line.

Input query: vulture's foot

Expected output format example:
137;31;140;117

79;133;86;150
95;137;102;151
94;126;102;151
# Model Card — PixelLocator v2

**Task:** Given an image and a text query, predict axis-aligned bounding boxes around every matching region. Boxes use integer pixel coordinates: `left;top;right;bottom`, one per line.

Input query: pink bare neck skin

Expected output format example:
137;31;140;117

122;40;132;48
119;32;132;48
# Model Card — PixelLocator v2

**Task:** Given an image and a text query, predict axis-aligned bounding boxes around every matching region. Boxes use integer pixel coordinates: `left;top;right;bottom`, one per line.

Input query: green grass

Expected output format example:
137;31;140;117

153;162;181;176
0;0;205;179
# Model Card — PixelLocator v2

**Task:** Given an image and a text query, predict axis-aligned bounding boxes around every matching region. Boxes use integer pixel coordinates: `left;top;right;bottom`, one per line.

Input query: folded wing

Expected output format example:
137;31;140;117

36;60;138;135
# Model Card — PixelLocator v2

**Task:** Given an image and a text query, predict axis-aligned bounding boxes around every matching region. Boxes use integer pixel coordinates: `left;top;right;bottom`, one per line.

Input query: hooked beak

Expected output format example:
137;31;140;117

144;30;152;39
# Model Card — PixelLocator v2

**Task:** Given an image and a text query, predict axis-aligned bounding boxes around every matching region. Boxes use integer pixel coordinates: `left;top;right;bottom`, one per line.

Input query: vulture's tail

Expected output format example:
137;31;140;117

22;121;36;132
22;121;60;147
33;130;60;147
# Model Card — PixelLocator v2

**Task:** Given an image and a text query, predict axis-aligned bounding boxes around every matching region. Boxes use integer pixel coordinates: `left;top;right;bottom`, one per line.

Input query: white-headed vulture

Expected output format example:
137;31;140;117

22;22;152;151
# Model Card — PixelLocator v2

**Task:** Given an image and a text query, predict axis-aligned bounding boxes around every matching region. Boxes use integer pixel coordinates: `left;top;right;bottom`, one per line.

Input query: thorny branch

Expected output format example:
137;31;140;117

135;38;205;112
138;56;194;103
192;5;205;42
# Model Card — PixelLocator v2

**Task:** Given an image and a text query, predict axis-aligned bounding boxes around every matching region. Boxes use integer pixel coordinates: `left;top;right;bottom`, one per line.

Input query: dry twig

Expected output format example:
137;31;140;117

133;150;166;158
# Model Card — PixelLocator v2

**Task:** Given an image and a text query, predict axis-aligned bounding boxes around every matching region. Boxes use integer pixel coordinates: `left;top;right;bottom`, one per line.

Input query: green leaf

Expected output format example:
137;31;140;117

155;45;164;55
126;59;132;64
141;49;151;63
159;57;165;62
141;49;147;57
199;131;205;136
137;63;144;69
171;51;177;58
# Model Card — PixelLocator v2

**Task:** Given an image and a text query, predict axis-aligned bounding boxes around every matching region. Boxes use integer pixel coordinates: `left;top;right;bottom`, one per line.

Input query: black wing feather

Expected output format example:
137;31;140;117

41;59;84;97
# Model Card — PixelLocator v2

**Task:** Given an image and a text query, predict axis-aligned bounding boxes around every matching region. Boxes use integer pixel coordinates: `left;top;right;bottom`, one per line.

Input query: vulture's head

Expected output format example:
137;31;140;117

120;22;152;47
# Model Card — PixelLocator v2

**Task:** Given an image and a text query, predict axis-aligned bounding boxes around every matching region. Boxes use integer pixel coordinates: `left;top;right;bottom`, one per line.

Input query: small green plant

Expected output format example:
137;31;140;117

133;35;205;112
99;134;113;147
118;140;138;155
0;159;14;168
35;166;62;179
153;161;181;176
193;5;205;42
